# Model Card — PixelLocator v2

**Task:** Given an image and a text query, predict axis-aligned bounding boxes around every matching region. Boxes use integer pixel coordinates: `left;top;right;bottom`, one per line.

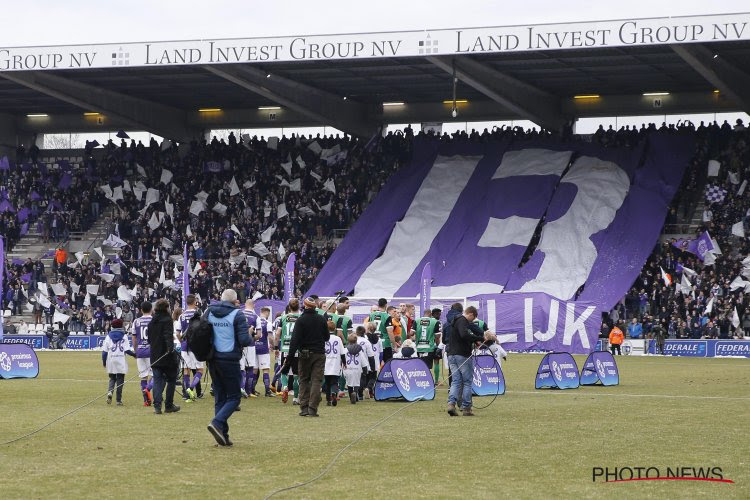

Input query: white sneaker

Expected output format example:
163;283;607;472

292;398;300;406
240;388;248;398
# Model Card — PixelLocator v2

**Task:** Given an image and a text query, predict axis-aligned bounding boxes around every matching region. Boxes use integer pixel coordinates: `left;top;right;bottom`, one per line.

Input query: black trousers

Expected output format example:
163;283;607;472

323;375;339;401
107;373;125;402
610;344;621;355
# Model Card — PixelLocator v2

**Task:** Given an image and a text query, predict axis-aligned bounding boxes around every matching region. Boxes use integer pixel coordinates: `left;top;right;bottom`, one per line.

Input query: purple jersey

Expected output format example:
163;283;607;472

243;309;258;333
131;315;152;358
255;316;270;355
179;309;197;350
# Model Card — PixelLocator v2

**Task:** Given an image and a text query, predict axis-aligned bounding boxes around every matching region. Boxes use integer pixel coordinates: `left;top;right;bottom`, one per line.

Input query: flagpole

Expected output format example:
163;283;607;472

182;243;189;309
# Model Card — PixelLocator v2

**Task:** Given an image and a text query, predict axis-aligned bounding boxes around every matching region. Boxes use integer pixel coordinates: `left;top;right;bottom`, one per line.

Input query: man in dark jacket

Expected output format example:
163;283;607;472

147;299;180;415
284;297;328;417
446;306;485;417
204;289;250;446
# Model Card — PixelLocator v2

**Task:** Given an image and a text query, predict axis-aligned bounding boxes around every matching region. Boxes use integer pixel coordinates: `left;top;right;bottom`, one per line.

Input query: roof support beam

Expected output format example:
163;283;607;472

202;64;378;138
427;55;566;131
671;43;750;114
0;71;196;140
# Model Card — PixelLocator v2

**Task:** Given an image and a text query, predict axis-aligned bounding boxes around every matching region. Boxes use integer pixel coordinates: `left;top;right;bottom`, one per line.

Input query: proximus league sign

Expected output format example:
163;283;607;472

0;14;748;71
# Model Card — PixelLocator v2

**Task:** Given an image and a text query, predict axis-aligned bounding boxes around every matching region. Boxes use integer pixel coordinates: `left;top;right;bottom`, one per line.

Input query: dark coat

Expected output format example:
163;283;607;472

446;315;485;357
288;308;328;357
147;310;178;368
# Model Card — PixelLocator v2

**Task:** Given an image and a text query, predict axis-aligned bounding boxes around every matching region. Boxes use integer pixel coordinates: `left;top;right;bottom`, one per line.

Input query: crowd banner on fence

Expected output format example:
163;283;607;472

375;358;435;402
580;351;619;386
646;339;750;357
472;354;505;396
535;352;580;389
0;343;39;379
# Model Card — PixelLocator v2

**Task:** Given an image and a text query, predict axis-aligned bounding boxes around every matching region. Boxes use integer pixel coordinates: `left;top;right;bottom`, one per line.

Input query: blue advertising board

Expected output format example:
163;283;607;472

2;335;107;350
647;339;750;357
0;343;40;378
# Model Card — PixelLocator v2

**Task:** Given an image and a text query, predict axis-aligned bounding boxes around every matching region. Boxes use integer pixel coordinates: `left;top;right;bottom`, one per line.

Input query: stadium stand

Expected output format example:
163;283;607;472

3;120;750;340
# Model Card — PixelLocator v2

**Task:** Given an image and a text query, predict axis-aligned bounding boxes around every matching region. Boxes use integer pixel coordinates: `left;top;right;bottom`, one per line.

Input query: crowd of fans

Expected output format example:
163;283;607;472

609;119;750;341
3;120;750;344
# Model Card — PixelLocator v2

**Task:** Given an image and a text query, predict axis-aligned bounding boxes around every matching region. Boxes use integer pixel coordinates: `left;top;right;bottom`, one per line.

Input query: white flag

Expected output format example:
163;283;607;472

99;273;115;282
160;139;172;151
298;206;316;216
193;262;202;275
278;243;286;260
37;294;51;308
195;191;210;203
247;256;259;270
111;186;124;202
681;266;697;278
707;159;720;177
189;200;205;216
103;233;128;248
729;171;740;185
160;168;173;185
705;297;714;315
136;163;147;177
148;212;161;230
50;283;67;296
708;233;722;254
730;276;748;291
732;221;745;238
252;243;270;257
162;237;174;249
267;136;279;150
70;283;80;295
295;155;306;168
732;307;740;328
277;203;288;219
260;224;276;243
74;251;84;263
100;185;113;198
281;161;293;176
159;265;166;284
261;260;272;274
145;188;160;206
660;267;672;286
289;178;301;192
133;186;144;201
86;284;99;295
231;224;242;236
123;179;131;192
307;141;322;155
252;291;263;301
229;176;240;196
679;275;692;295
52;310;70;325
165;198;174;220
110;263;121;275
117;285;132;302
309;171;322;182
94;247;103;259
212;202;227;215
244;180;256;189
323;178;336;193
131;268;143;278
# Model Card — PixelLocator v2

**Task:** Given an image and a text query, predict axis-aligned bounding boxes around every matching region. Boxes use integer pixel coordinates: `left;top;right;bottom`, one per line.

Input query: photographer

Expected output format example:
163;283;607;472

446;306;485;417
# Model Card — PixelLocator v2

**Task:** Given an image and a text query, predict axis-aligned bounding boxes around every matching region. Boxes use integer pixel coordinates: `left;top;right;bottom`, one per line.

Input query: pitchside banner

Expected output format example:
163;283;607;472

647;339;750;357
472;355;505;396
535;352;580;389
375;359;435;401
580;351;620;386
473;292;600;355
0;343;40;378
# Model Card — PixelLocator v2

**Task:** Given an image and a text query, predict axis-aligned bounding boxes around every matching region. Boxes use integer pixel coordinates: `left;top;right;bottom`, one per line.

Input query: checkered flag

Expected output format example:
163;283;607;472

705;184;727;204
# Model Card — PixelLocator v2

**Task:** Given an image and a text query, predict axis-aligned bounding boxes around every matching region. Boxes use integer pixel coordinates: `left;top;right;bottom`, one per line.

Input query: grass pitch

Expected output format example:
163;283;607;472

0;352;748;499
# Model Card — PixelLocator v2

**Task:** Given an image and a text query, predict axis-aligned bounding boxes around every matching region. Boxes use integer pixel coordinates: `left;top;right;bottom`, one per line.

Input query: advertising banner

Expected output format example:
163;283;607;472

0;343;40;378
471;354;505;396
535;352;580;389
580;351;620;386
375;358;435;401
647;339;750;357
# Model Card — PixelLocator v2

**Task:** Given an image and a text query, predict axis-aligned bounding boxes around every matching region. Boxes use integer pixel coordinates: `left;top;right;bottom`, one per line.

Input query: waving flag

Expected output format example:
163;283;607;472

182;243;189;309
660;267;672;286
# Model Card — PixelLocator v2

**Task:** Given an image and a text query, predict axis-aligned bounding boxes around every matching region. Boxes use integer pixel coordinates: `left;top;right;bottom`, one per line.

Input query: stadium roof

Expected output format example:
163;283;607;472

2;13;750;138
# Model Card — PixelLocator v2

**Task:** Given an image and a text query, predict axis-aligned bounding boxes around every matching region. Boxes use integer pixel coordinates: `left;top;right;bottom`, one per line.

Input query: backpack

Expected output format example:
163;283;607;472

185;314;214;361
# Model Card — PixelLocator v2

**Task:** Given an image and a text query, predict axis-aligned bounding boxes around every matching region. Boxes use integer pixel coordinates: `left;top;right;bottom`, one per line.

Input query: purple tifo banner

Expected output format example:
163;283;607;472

310;133;693;315
535;352;580;389
472;354;505;396
472;292;600;355
0;343;40;378
580;350;619;386
375;358;435;401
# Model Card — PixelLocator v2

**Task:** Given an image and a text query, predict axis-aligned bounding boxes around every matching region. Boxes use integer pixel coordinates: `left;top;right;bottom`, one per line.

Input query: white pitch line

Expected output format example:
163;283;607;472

506;390;750;401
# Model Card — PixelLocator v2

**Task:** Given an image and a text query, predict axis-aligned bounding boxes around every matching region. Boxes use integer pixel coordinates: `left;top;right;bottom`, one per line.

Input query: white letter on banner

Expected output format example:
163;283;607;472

524;297;559;342
562;302;595;349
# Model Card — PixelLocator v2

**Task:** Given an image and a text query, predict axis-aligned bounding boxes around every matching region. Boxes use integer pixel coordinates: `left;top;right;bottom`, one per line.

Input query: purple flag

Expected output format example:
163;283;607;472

17;207;30;223
284;252;296;303
0;199;15;213
0;236;4;340
672;231;714;261
58;172;73;190
0;156;9;170
419;263;431;317
30;191;42;201
182;243;189;309
20;223;29;235
21;272;31;283
11;258;23;266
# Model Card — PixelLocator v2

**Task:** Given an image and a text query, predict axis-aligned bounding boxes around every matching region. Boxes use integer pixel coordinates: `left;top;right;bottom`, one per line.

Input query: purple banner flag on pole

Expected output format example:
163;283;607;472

0;156;9;170
284;252;296;303
58;172;73;190
0;236;4;341
182;243;189;309
420;262;431;316
672;230;714;261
